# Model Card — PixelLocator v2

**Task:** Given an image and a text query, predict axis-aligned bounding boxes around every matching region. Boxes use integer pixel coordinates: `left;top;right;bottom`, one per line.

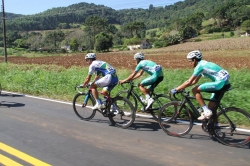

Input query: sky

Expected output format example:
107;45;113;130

3;0;183;15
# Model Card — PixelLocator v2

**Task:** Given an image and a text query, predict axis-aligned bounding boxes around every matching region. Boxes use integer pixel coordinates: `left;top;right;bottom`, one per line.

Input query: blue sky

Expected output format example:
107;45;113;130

4;0;183;15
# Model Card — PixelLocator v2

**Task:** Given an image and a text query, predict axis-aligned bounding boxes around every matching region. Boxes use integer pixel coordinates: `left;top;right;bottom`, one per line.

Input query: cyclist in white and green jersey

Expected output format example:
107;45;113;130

170;50;231;120
119;52;164;110
82;53;118;110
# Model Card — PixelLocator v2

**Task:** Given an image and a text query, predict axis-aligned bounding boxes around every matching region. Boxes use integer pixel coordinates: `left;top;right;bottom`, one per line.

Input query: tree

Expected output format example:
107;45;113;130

44;30;65;50
241;20;250;33
84;16;109;49
94;32;113;52
70;38;79;52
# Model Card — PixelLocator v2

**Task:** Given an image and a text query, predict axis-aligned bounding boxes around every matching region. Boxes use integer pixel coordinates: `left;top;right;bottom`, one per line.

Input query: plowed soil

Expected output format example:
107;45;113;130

3;51;249;70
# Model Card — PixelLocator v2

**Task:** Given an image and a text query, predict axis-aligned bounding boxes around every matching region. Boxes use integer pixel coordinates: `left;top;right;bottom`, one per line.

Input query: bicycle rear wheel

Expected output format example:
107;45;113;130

158;101;193;137
214;107;250;147
73;93;96;120
150;94;172;121
116;90;138;111
108;96;136;129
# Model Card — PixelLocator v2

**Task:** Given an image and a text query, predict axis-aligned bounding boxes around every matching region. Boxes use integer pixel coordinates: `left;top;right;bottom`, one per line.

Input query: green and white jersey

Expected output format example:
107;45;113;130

193;60;229;81
135;60;163;76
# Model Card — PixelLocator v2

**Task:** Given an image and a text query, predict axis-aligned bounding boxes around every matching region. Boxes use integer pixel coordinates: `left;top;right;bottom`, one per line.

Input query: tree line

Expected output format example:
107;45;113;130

0;0;250;52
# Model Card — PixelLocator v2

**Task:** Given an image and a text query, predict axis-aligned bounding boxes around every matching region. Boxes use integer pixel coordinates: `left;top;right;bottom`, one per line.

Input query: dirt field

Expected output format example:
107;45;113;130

1;37;250;70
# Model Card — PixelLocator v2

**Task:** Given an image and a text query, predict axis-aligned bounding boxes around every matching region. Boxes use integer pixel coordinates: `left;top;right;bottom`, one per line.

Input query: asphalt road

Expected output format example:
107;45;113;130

0;91;249;166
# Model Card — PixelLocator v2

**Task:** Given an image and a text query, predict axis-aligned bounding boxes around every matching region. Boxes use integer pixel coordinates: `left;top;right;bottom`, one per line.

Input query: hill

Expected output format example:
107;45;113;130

3;0;250;31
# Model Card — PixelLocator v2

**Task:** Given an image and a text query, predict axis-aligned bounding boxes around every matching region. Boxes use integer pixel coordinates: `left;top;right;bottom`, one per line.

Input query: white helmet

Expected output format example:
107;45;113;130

85;53;96;60
134;52;145;60
187;50;202;60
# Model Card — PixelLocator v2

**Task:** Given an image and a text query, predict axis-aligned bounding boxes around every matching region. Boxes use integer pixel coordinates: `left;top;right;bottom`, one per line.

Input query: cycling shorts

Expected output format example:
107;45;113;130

141;76;164;89
95;74;118;91
199;81;231;101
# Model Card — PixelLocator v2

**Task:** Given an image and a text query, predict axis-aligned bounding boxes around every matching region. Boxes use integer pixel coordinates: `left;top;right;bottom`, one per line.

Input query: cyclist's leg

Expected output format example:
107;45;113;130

194;81;225;120
102;74;118;96
93;74;113;108
208;83;231;124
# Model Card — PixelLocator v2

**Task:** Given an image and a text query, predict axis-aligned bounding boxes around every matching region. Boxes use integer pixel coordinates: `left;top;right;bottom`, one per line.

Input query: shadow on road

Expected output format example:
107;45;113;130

1;93;24;97
0;101;25;108
128;119;161;131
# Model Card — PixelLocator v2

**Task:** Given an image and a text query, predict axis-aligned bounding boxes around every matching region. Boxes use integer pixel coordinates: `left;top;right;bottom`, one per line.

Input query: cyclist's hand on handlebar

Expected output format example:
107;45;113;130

119;80;125;84
169;88;178;95
79;84;85;88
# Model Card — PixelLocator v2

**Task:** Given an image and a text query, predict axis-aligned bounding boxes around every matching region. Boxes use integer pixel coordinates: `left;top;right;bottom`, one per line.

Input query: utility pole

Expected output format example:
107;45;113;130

2;0;7;62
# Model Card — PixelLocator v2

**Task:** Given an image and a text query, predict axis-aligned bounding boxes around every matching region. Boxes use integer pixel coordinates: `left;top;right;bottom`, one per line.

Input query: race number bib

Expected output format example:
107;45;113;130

154;65;162;72
218;70;229;81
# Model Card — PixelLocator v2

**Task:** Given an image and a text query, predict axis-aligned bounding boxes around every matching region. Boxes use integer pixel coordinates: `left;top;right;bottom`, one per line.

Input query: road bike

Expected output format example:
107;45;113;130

73;84;136;129
117;81;172;121
158;90;250;147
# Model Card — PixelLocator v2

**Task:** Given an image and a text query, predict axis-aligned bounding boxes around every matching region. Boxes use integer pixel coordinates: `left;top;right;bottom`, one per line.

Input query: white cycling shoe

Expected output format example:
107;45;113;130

145;98;154;110
92;103;105;110
197;110;213;120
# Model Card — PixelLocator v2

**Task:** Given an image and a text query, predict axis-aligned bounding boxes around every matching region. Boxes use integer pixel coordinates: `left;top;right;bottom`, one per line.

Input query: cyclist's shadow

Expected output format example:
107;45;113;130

0;93;25;108
128;119;162;131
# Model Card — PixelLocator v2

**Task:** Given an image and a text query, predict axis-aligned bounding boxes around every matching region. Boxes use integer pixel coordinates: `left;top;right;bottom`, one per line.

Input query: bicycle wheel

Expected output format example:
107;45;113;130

150;94;172;120
73;93;96;120
214;107;250;147
158;101;193;137
116;90;138;111
108;96;136;129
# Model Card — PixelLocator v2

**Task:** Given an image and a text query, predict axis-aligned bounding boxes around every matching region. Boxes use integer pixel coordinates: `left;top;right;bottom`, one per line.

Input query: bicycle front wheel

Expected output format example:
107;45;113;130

158;101;193;137
215;107;250;147
73;93;96;120
108;96;136;129
150;94;172;121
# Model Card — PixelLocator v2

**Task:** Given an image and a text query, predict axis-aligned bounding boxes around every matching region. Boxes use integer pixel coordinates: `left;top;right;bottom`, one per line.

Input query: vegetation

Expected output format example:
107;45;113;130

0;63;249;117
1;0;250;53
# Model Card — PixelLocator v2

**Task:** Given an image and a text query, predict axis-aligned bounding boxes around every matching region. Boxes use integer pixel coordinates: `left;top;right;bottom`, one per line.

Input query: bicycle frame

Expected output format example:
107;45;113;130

177;91;235;132
123;81;158;109
75;85;111;113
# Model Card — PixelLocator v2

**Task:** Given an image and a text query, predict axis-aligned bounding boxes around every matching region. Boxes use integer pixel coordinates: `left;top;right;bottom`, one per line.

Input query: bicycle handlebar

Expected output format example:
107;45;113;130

120;80;135;89
172;89;190;100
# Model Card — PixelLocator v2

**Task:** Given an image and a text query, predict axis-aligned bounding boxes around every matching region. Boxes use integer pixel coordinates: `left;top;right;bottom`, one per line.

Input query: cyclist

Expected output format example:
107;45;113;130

170;50;231;120
82;53;118;109
119;52;164;110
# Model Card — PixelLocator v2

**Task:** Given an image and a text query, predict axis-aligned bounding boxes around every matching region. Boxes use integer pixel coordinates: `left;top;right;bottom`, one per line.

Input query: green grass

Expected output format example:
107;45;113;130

1;63;250;118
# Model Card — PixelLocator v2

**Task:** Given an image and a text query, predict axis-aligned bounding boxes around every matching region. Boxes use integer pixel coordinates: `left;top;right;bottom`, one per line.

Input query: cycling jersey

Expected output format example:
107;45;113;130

88;60;118;91
89;60;116;76
135;60;163;77
135;60;163;88
193;60;230;94
193;60;230;82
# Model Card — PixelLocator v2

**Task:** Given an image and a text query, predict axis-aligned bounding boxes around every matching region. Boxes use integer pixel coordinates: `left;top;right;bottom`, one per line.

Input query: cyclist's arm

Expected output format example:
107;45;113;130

132;70;144;80
119;71;137;83
176;75;201;91
82;75;92;87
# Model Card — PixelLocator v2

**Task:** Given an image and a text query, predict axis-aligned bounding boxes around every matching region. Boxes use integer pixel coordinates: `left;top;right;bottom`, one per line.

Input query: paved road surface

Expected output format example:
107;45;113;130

0;91;249;166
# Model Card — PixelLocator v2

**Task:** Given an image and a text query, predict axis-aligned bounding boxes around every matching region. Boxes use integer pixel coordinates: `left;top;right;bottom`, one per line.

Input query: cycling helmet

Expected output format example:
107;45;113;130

134;52;145;60
187;50;202;60
85;53;96;60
